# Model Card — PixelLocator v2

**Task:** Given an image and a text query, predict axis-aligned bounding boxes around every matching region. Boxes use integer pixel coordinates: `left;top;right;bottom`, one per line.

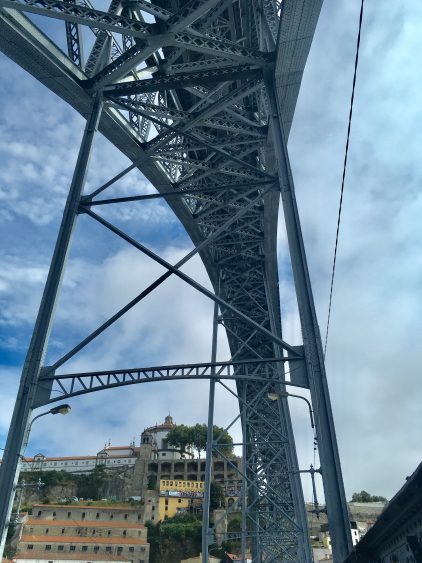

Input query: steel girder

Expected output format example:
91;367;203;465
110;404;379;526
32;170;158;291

0;1;353;562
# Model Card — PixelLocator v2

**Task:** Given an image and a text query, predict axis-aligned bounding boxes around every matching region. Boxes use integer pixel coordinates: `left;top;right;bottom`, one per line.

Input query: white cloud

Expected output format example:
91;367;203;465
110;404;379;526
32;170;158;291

1;0;422;506
287;0;422;499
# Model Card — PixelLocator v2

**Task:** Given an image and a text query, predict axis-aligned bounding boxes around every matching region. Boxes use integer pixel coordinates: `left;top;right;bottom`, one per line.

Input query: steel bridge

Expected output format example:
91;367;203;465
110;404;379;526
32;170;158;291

0;1;352;561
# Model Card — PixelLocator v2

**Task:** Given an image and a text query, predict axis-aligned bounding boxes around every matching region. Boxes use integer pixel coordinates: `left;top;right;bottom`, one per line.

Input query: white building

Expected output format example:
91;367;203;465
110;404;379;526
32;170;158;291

141;415;193;461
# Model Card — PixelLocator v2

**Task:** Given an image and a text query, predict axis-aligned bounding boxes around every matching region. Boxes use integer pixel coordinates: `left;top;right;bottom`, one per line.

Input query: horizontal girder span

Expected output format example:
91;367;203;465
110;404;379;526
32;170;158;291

34;357;307;407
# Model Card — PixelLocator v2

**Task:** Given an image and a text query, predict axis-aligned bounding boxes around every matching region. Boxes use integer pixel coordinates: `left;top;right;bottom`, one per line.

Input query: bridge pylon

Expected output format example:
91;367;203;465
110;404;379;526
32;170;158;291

0;1;352;561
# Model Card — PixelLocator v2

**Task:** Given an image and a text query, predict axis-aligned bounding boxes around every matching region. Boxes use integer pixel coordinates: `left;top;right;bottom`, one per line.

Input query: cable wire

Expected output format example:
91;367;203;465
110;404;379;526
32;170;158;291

324;0;365;355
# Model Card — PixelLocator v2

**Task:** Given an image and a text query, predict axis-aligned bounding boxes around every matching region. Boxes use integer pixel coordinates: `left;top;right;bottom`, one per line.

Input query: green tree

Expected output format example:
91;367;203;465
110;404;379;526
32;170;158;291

210;481;226;510
212;425;234;458
167;424;234;458
166;424;195;454
76;465;107;500
351;490;387;503
191;424;207;458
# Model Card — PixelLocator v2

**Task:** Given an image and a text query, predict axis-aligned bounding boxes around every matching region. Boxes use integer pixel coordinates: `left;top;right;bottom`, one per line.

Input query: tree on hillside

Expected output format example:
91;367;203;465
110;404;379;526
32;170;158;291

351;490;387;503
210;481;226;510
167;424;234;458
212;425;234;458
76;465;107;500
166;424;195;454
191;424;207;458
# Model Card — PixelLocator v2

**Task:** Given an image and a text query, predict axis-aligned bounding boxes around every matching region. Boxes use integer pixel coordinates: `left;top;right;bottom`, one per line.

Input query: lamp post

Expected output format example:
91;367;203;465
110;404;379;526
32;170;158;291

26;404;72;440
0;404;72;559
267;390;315;429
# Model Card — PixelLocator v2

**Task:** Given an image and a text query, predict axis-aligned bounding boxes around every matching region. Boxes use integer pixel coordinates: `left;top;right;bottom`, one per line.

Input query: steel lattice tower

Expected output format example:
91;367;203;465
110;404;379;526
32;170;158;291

0;1;353;561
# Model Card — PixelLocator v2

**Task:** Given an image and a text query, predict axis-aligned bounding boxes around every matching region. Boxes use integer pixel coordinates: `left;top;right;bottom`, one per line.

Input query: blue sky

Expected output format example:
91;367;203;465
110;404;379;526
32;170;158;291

1;0;422;504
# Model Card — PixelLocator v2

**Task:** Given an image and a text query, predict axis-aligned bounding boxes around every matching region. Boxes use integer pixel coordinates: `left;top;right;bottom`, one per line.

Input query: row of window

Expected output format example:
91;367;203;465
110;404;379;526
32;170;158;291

27;545;145;553
36;511;141;520
33;528;141;537
161;480;203;489
24;459;136;469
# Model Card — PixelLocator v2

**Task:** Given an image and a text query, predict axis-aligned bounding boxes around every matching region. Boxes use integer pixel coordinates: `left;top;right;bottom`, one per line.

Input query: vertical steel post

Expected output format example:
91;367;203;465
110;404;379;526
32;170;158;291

202;300;219;563
0;93;103;560
265;75;353;561
241;384;247;562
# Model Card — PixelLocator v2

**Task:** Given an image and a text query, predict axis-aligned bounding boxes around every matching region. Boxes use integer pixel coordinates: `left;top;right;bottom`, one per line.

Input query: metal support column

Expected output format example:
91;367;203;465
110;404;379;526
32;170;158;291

241;384;247;562
0;93;103;560
202;300;219;563
265;75;353;561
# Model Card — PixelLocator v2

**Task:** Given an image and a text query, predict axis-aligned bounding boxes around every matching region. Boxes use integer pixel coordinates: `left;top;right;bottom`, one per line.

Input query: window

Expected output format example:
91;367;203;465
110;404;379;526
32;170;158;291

123;531;127;536
70;546;76;551
52;512;56;517
37;511;42;516
151;506;155;511
178;499;182;504
61;529;65;534
110;514;114;520
67;512;71;518
27;545;33;550
108;530;111;536
58;546;64;551
82;512;86;519
124;514;128;520
129;547;134;553
106;547;112;552
117;547;123;554
45;545;51;551
94;547;99;553
165;506;168;511
45;529;49;534
92;530;96;535
82;546;88;552
96;513;100;520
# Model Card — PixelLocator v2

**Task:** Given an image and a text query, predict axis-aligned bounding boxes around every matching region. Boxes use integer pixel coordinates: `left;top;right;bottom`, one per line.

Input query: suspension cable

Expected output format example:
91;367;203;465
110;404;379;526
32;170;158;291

324;0;366;355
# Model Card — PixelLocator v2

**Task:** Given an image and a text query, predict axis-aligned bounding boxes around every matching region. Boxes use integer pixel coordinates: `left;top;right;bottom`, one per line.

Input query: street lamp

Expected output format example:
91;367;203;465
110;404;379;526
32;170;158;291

25;404;71;446
267;389;315;429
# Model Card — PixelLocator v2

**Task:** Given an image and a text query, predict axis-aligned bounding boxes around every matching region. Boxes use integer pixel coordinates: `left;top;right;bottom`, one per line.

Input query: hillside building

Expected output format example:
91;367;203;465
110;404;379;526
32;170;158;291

14;505;149;563
3;416;242;523
158;479;205;521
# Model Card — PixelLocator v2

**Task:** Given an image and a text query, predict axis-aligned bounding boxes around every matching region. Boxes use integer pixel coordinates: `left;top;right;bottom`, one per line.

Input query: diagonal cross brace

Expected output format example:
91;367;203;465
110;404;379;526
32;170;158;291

49;187;299;372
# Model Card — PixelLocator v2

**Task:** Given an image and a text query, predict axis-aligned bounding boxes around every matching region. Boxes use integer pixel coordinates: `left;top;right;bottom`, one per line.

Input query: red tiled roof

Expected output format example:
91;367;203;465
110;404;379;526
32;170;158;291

15;553;130;561
33;506;140;512
26;520;145;529
21;536;147;545
103;447;133;451
23;456;135;462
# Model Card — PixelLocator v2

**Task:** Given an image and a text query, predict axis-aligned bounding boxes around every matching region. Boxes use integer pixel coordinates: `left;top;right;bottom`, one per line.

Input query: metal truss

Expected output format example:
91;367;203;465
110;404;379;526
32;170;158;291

34;357;306;408
0;1;353;562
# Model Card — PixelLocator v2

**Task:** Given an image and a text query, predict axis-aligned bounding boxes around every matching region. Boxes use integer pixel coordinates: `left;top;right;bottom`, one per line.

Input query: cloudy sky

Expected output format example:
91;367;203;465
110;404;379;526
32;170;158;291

0;0;421;504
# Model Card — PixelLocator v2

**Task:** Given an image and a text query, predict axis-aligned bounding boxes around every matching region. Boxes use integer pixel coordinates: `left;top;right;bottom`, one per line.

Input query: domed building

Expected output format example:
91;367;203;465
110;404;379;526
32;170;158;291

141;415;193;460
